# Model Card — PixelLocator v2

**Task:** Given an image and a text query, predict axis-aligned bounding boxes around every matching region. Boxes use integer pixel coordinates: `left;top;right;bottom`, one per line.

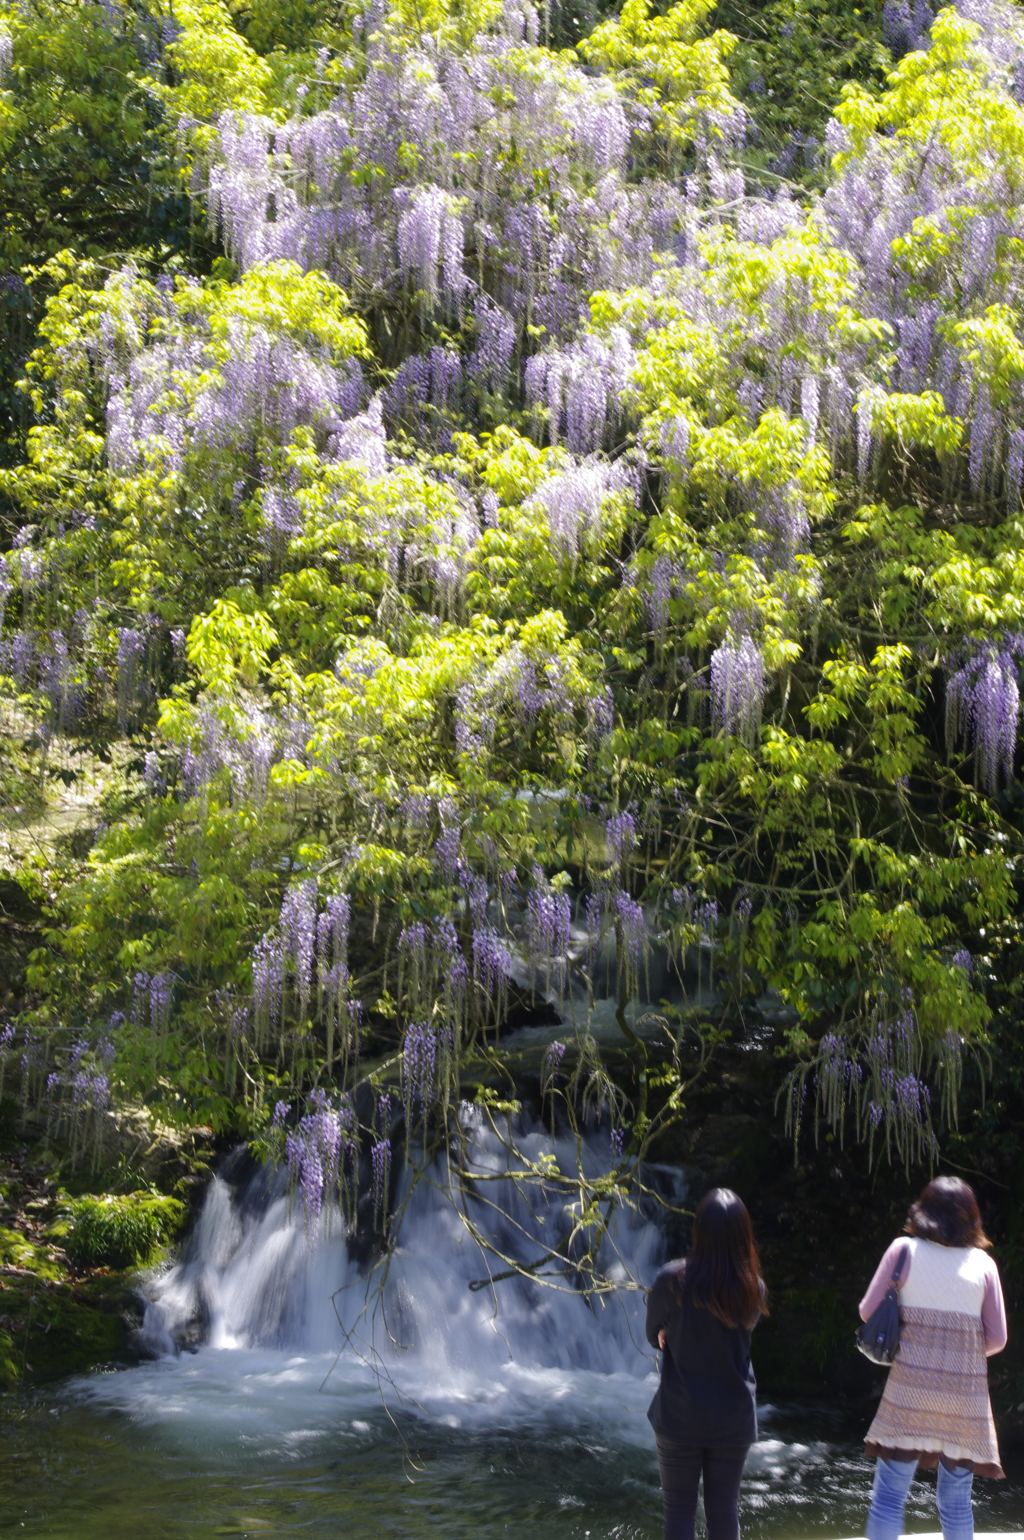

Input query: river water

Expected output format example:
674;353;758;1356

4;1372;1024;1540
3;1117;1022;1539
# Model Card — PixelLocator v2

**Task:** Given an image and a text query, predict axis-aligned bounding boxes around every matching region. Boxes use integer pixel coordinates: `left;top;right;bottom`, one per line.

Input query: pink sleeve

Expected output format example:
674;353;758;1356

982;1259;1008;1356
859;1240;909;1322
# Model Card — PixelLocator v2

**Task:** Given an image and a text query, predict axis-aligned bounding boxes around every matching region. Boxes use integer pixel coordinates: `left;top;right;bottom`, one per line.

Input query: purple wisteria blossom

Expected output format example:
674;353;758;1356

281;879;318;1018
470;295;516;394
587;685;614;742
11;630;35;690
529;458;636;559
862;1001;936;1163
131;970;151;1027
527;874;572;985
149;973;174;1034
435;799;461;883
38;631;82;731
613;889;648;992
252;934;284;1045
800;375;820;445
371;1138;391;1226
397;186;465;308
284;1088;358;1232
317;893;351;1035
434;914;468;1022
710;633;767;744
542;1037;566;1092
0;554;12;630
143;751;164;795
472;925;512;1001
402;1019;445;1123
945;643;1022;794
813;1031;862;1138
116;627;145;731
605;810;637;868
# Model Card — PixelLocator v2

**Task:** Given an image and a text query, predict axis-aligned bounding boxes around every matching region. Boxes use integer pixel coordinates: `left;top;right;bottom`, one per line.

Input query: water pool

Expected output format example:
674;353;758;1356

2;1359;1023;1540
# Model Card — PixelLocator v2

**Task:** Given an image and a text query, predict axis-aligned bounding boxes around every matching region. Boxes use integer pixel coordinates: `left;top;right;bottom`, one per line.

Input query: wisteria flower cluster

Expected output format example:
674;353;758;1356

4;0;1020;1189
282;1088;359;1231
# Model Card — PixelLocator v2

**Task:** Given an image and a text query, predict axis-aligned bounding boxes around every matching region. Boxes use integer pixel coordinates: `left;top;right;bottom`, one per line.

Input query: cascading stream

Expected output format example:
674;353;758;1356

22;1111;1023;1539
140;1108;681;1401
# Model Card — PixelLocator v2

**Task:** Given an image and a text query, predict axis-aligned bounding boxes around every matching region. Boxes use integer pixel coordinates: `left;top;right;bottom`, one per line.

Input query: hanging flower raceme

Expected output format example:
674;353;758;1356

371;1090;391;1232
401;1018;455;1128
371;1137;391;1229
471;925;513;1015
252;934;284;1049
37;630;83;732
280;879;318;1019
862;1002;937;1166
524;330;636;455
526;872;572;990
710;633;767;745
317;894;353;1070
283;1088;359;1233
605;810;637;869
812;1031;862;1142
149;973;175;1035
116;627;145;731
612;889;648;997
945;641;1023;794
435;798;462;884
435;914;469;1023
469;295;516;395
397;186;466;309
541;1037;566;1094
251;884;359;1059
0;555;12;630
528;457;637;561
396;917;464;1026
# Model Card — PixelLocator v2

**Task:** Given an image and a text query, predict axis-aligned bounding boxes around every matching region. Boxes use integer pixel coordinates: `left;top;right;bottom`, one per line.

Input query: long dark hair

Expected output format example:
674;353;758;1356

907;1175;991;1249
680;1188;768;1329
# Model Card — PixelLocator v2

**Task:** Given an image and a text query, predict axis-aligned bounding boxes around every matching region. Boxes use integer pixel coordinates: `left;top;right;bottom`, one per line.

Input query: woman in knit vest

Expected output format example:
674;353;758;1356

859;1175;1008;1540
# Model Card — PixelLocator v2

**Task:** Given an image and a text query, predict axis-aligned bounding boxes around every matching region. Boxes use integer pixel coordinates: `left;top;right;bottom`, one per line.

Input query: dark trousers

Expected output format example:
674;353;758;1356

655;1437;750;1540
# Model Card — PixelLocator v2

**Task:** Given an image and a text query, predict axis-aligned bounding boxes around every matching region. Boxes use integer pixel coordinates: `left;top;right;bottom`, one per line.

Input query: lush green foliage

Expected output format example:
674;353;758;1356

2;0;1024;1230
63;1191;185;1269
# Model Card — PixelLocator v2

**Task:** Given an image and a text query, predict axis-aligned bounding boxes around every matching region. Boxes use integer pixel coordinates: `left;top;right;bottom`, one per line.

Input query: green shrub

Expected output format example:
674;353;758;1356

64;1193;186;1271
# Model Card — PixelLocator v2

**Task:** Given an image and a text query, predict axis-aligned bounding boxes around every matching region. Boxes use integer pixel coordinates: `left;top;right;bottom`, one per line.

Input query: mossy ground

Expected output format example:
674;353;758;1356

0;1110;213;1387
0;1152;139;1385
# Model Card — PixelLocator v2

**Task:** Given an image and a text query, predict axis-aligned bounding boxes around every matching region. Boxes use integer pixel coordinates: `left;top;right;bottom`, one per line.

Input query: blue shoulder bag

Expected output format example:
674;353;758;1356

856;1244;910;1365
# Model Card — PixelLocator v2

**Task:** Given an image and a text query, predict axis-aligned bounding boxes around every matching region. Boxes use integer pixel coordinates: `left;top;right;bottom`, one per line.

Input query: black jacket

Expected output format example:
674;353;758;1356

645;1260;758;1447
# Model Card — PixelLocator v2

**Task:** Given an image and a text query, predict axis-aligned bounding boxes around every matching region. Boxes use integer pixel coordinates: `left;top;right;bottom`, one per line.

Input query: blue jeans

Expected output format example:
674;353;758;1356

865;1455;974;1540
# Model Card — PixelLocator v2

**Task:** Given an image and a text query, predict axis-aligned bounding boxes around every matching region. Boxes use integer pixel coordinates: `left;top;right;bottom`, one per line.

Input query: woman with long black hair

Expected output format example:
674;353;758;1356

645;1188;768;1540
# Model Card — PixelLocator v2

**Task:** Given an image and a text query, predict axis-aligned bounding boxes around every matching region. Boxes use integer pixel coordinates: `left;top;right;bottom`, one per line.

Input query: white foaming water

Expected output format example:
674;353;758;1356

79;1111;684;1447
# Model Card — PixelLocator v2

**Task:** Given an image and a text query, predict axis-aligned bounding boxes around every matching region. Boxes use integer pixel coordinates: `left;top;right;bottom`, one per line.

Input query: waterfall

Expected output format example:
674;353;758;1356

136;1107;684;1423
62;1114;863;1535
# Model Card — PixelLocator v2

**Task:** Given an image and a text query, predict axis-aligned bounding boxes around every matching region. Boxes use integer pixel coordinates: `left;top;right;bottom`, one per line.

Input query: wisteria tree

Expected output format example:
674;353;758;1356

3;0;1024;1277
